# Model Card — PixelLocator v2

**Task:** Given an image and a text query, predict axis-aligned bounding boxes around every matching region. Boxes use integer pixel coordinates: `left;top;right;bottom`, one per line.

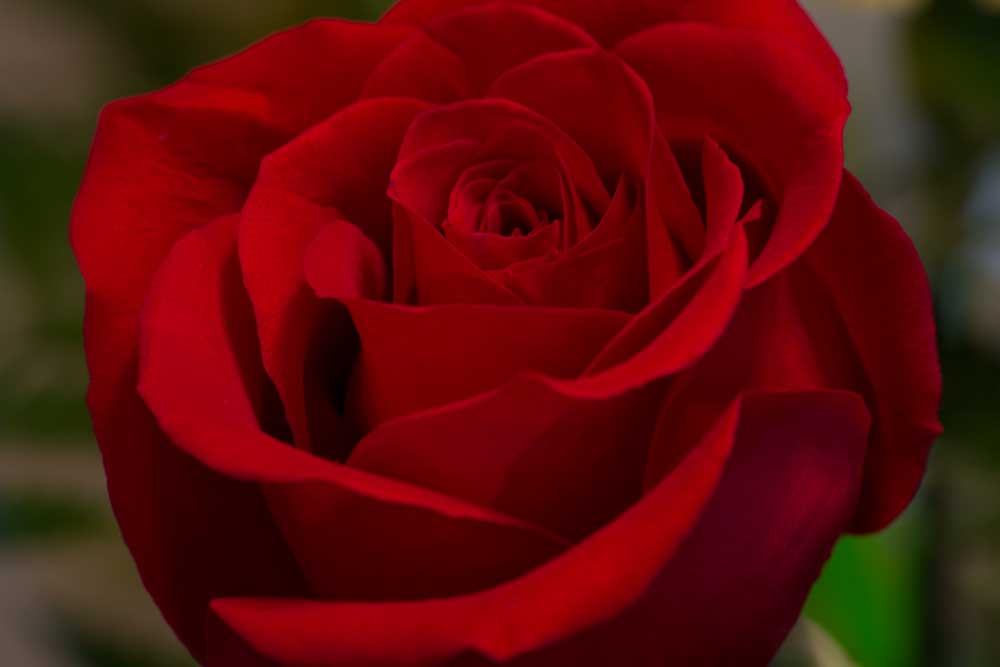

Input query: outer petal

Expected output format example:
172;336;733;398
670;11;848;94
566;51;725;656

69;20;410;657
644;174;941;532
139;217;567;603
206;390;867;666
806;173;942;531
206;391;739;666
617;22;849;287
365;3;596;104
382;0;846;93
508;390;871;667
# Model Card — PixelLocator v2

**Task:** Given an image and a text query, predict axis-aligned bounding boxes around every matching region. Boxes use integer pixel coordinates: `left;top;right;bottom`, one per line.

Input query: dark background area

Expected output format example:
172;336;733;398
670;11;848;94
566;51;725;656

0;1;997;665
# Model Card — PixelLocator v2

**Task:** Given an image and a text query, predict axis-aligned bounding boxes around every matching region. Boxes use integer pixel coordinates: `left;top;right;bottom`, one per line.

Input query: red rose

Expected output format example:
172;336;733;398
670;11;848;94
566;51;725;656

71;1;942;665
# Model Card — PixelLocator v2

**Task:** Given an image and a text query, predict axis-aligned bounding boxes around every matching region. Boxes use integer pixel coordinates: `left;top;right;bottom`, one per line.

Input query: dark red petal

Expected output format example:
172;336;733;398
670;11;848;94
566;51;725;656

367;3;596;105
350;374;661;541
239;98;428;450
69;21;411;657
341;300;629;433
206;391;741;665
645;174;941;533
397;98;610;229
139;217;566;603
488;46;701;299
393;204;525;305
391;99;618;305
643;255;869;490
488;47;653;180
498;182;647;310
85;216;310;661
391;139;482;229
806;173;942;531
701;136;745;257
362;30;473;103
645;131;703;296
187;19;412;130
570;225;748;398
512;390;870;666
347;226;745;540
74;22;410;317
424;3;596;93
634;390;868;664
304;220;389;302
382;0;846;93
617;23;849;286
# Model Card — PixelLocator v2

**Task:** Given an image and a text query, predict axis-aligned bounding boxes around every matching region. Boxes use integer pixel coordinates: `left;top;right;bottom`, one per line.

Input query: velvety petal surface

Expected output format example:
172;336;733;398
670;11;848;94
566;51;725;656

207;389;866;666
206;391;740;665
139;217;567;604
239;98;429;452
617;22;849;286
806;172;942;531
382;0;846;94
69;20;413;657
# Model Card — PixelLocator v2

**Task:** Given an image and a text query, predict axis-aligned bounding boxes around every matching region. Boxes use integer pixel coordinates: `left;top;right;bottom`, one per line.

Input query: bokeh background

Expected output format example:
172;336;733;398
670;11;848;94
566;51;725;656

0;0;997;665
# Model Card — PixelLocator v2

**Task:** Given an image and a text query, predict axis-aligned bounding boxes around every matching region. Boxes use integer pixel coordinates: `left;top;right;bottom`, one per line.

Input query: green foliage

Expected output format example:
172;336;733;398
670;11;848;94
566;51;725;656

0;491;110;545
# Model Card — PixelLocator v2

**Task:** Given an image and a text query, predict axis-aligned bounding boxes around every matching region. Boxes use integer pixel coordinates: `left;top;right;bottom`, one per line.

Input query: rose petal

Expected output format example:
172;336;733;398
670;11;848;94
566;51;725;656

382;0;845;93
573;224;748;397
424;3;597;93
488;46;702;298
806;172;942;531
69;21;413;657
511;390;871;666
239;98;429;451
498;181;647;310
350;374;661;541
645;175;941;532
207;389;866;666
643;254;869;490
701;135;745;257
397;98;611;229
393;204;525;305
617;23;849;286
362;30;473;103
391;99;616;305
206;390;740;665
488;47;654;180
304;220;389;302
366;3;596;104
340;300;630;433
139;217;567;603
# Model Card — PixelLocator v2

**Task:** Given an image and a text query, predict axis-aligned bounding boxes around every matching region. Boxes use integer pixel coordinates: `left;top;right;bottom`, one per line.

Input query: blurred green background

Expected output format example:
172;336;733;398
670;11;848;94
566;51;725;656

0;0;997;665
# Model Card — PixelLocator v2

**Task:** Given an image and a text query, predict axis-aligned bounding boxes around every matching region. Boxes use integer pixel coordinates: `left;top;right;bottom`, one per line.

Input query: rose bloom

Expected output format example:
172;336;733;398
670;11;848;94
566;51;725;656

71;1;941;665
